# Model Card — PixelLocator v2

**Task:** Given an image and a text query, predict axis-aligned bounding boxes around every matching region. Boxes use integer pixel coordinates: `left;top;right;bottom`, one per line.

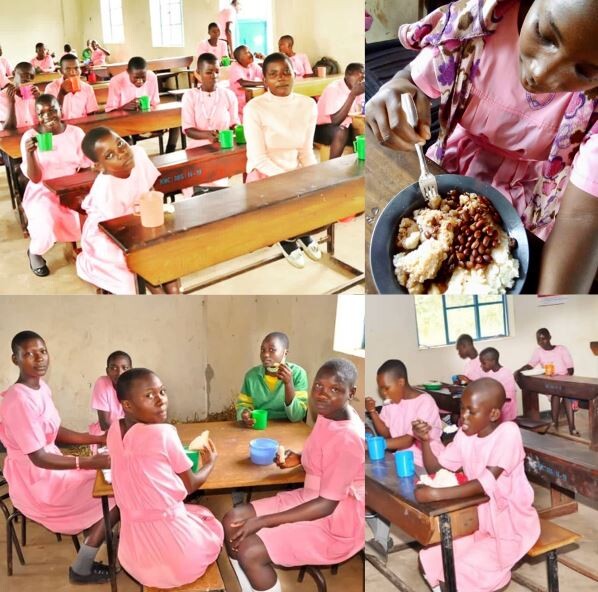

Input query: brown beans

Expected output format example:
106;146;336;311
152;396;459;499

471;240;480;250
474;230;482;238
482;236;491;247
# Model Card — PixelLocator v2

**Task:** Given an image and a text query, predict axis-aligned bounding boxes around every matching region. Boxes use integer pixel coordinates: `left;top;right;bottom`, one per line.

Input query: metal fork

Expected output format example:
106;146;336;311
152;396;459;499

400;93;440;205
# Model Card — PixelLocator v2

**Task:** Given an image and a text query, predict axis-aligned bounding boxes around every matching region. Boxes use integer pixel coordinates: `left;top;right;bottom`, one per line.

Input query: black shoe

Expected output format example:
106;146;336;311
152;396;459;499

69;562;111;584
27;250;49;277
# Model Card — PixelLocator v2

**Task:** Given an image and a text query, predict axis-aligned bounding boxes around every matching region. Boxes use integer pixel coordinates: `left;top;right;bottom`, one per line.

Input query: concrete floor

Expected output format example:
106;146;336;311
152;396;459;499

0;488;364;592
0;139;365;296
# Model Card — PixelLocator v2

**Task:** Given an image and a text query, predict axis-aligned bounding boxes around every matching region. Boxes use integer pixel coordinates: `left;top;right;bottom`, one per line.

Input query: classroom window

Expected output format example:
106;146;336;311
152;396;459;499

333;295;365;356
414;295;509;348
100;0;125;44
149;0;184;47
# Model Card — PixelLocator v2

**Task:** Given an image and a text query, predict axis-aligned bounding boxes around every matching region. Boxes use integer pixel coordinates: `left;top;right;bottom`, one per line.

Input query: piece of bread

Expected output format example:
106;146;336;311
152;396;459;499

188;430;210;451
277;445;285;464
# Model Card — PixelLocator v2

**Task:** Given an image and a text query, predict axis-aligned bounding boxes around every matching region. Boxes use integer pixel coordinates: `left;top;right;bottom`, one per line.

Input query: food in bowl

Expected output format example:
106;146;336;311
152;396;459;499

393;190;519;294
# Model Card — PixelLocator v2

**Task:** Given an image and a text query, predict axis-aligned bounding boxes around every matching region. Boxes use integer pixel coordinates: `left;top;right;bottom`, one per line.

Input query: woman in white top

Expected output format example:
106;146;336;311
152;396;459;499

243;52;320;269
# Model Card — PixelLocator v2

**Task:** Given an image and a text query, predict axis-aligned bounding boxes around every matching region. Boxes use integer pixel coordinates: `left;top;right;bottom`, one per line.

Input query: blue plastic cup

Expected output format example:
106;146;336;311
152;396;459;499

367;436;386;461
451;374;459;384
394;450;415;477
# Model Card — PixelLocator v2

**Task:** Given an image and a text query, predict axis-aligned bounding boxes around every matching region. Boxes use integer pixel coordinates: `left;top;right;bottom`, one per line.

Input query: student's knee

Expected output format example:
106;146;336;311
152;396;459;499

223;504;254;535
333;125;350;143
237;537;269;570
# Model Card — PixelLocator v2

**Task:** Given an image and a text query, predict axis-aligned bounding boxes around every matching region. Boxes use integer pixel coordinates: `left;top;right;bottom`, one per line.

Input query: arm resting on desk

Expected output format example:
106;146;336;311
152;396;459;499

28;448;110;470
386;435;415;451
415;466;503;502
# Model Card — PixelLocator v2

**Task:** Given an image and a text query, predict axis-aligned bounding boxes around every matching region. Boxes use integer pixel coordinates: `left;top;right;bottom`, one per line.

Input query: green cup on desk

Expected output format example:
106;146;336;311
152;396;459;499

353;134;365;160
252;409;268;430
221;56;231;66
138;95;151;111
184;448;200;472
219;129;234;149
234;124;246;144
36;132;53;152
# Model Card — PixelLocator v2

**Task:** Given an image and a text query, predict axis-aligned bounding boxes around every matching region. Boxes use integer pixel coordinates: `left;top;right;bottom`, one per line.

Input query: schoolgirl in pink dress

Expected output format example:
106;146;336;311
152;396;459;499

88;350;132;438
0;62;39;129
0;331;117;584
106;368;223;589
20;94;90;277
196;23;230;60
223;359;364;592
413;377;540;592
76;127;179;294
278;36;312;77
229;46;263;119
478;347;518;422
367;0;598;293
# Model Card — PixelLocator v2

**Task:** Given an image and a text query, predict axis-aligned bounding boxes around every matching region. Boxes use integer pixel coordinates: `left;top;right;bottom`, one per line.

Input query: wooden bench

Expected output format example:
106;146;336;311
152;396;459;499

512;519;580;592
142;561;224;592
516;416;552;434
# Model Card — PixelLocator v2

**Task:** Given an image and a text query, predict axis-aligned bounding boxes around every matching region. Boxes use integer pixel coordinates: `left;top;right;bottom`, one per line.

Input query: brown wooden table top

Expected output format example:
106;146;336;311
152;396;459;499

249;74;343;98
0;102;182;158
516;373;598;399
99;154;364;285
93;420;309;498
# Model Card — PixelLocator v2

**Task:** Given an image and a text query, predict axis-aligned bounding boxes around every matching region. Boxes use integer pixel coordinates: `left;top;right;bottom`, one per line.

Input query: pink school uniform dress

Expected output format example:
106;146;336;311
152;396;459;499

528;345;574;376
0;56;13;83
420;422;540;591
228;61;263;119
91;49;107;66
0;381;111;534
105;70;160;112
463;356;483;381
88;376;124;436
181;86;239;192
31;55;54;72
196;39;229;60
45;77;98;119
379;393;442;466
107;421;223;588
20;125;89;255
0;91;37;129
244;91;317;182
479;367;518;422
251;407;364;566
409;1;598;238
76;145;160;294
289;53;312;77
217;7;237;47
316;78;364;127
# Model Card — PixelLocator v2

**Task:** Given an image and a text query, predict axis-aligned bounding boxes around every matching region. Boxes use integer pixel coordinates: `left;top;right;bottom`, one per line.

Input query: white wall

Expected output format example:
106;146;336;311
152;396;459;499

366;296;598;414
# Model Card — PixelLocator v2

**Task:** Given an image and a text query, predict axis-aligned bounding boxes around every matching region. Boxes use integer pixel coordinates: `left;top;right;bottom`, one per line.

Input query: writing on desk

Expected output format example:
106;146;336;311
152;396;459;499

525;455;568;483
157;166;203;186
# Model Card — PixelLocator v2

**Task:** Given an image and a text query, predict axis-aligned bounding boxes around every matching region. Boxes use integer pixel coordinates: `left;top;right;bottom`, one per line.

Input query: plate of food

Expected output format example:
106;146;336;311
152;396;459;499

423;381;443;390
370;175;529;294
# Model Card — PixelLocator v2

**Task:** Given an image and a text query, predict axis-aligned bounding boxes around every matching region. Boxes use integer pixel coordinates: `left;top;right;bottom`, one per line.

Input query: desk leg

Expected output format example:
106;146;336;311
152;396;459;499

589;398;598;451
523;389;540;421
439;513;457;592
366;514;392;559
101;495;117;592
136;275;147;295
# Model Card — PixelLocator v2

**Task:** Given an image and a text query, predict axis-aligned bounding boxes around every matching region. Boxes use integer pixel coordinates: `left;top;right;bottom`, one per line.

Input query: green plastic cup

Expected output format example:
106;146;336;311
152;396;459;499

36;132;53;152
184;448;199;472
221;56;231;67
139;95;151;111
353;134;365;160
252;409;268;430
219;129;234;149
234;124;246;144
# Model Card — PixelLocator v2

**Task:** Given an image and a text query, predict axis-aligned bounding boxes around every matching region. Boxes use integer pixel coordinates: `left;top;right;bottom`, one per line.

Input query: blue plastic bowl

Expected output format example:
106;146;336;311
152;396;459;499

249;438;279;465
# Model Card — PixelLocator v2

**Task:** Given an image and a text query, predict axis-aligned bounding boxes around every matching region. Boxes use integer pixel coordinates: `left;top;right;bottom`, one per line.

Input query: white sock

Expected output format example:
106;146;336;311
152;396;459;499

252;580;281;592
229;558;253;592
71;543;100;575
431;587;441;592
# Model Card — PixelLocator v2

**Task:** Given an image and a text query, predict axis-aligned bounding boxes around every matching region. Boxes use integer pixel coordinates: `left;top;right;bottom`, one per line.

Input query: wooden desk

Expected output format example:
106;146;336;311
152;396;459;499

248;74;343;98
366;454;487;591
516;374;598;450
93;420;309;592
416;384;462;415
9;71;60;85
99;155;364;291
92;82;110;106
93;56;193;79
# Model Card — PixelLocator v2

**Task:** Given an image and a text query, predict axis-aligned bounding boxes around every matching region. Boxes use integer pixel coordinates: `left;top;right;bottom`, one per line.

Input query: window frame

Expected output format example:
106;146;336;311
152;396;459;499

100;0;125;44
149;0;185;48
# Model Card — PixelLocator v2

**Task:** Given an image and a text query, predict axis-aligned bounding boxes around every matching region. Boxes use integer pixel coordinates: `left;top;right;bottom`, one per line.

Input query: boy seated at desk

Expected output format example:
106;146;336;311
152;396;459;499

454;333;482;384
314;62;365;159
30;42;55;73
365;359;442;465
236;332;308;427
478;347;518;422
105;56;178;153
45;53;98;119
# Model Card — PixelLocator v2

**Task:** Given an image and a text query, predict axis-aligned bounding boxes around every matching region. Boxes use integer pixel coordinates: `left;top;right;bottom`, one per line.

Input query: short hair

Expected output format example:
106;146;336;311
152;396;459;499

377;359;408;381
279;35;294;45
107;350;132;367
11;331;44;355
197;52;217;70
64;44;72;52
81;126;113;162
35;93;59;109
479;347;499;362
262;52;292;75
317;358;357;387
127;56;147;71
116;368;154;401
15;61;34;74
263;332;289;349
60;53;78;68
536;327;550;337
35;42;45;51
345;62;364;76
208;22;219;30
233;45;248;61
456;334;474;345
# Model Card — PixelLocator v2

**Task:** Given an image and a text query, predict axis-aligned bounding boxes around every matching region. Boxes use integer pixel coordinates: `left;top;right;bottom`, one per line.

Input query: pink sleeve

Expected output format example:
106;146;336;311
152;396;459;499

19;130;36;177
228;64;242;90
181;91;195;132
422;397;443;443
105;77;121;112
227;90;240;125
409;46;441;100
316;84;340;122
528;347;541;367
302;54;313;76
148;72;160;106
0;92;8;126
379;404;391;426
319;431;364;500
437;429;465;471
163;426;193;474
91;378;110;412
570;125;598;197
298;98;317;168
86;85;99;113
485;422;525;475
4;396;49;454
559;346;574;369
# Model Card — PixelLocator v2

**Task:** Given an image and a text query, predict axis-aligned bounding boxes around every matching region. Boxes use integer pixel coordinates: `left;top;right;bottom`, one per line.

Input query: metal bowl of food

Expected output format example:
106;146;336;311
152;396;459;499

369;174;529;294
